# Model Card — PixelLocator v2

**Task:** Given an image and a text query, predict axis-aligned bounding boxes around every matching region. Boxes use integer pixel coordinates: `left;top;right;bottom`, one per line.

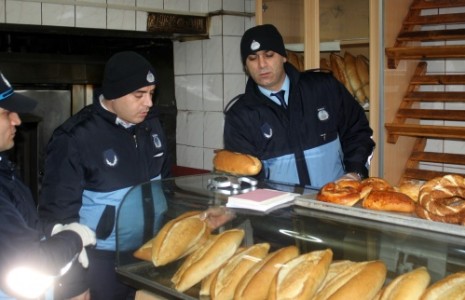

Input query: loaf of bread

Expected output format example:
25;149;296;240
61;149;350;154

398;180;422;202
151;211;210;266
234;245;300;300
356;54;370;101
213;149;262;176
133;239;153;262
344;52;367;105
362;190;416;213
172;229;245;292
209;243;270;300
330;53;354;96
420;271;465;299
376;267;430;300
268;249;333;300
314;260;387;300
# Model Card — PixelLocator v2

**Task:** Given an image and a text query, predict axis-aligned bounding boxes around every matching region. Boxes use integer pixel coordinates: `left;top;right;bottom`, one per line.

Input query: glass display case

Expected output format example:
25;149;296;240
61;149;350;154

115;174;465;299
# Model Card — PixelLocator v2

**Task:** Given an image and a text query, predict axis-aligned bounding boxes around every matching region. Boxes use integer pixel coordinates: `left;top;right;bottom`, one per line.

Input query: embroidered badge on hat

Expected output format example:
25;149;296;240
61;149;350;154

146;71;155;84
251;40;260;51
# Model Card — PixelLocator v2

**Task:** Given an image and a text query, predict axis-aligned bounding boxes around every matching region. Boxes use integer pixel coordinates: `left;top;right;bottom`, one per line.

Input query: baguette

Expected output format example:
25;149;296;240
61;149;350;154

268;249;333;300
420;271;465;299
377;267;430;300
362;190;416;213
356;55;370;101
133;239;152;262
314;260;387;300
213;149;262;176
172;229;245;292
151;210;210;266
234;245;300;300
330;53;353;96
209;243;270;300
344;52;367;105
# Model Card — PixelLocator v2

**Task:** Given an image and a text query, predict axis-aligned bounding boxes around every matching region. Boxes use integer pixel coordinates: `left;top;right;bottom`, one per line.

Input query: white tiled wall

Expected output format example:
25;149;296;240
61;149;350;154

0;0;256;172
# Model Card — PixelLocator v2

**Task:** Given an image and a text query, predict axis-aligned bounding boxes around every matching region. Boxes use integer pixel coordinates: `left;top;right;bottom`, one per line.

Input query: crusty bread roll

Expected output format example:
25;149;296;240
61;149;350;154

330;53;354;95
344;52;367;105
317;180;363;206
213;149;262;176
314;260;387;300
362;191;416;213
209;243;270;300
268;249;333;300
320;57;331;71
420;271;465;299
360;177;395;199
151;211;210;266
172;229;244;292
356;55;370;101
234;245;300;300
133;239;152;262
377;267;430;300
398;180;422;202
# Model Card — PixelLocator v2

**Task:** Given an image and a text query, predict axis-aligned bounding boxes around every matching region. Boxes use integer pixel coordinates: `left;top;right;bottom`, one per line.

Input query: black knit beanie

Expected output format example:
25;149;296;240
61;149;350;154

240;24;287;64
102;51;157;100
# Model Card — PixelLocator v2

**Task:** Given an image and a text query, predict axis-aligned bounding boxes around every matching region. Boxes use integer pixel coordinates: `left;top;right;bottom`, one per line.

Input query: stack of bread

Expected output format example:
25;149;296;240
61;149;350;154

320;51;370;109
134;209;465;299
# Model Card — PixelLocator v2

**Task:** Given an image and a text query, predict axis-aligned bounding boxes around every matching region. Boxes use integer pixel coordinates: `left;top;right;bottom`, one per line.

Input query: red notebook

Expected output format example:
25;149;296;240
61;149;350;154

226;188;298;212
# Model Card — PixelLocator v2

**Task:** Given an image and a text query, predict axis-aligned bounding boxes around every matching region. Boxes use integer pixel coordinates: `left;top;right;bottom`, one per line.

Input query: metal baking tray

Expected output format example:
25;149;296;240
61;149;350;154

294;193;465;238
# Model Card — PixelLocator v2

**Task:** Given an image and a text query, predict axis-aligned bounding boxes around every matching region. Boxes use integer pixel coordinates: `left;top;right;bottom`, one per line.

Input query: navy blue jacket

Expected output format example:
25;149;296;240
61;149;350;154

39;97;170;251
224;63;375;188
0;154;81;298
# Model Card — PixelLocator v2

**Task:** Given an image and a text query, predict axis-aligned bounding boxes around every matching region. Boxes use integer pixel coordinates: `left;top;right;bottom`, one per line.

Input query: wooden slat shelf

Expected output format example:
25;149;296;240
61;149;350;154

397;108;465;121
386;45;465;69
404;91;465;102
397;28;465;42
411;0;465;10
404;13;465;25
410;74;465;85
385;123;465;142
409;151;465;165
403;168;465;182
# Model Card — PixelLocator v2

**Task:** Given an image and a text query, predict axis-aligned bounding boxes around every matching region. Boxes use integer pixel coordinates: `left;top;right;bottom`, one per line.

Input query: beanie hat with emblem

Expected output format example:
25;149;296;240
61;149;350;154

102;51;157;100
240;24;287;64
0;72;36;113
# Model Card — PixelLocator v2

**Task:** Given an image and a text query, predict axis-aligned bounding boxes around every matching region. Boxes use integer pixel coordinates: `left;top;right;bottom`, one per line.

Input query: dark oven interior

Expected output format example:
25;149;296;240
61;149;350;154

0;24;177;202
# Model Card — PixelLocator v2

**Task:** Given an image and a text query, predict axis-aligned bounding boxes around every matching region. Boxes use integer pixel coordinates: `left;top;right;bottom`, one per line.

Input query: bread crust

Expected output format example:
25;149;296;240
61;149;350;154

172;229;245;292
234;245;299;300
317;180;362;206
398;180;422;202
378;267;430;300
314;260;387;300
209;243;270;300
268;249;333;300
420;271;465;300
213;149;262;176
151;210;210;266
362;190;416;213
360;177;395;199
344;52;366;105
330;53;354;95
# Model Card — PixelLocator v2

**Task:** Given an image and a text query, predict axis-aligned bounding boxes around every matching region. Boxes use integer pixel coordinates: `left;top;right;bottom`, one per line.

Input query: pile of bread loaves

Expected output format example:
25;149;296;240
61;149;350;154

317;174;465;226
134;210;465;299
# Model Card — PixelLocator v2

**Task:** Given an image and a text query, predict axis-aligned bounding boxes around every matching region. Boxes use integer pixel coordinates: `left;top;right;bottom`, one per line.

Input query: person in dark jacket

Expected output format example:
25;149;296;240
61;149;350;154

0;72;96;300
38;51;172;300
224;24;375;188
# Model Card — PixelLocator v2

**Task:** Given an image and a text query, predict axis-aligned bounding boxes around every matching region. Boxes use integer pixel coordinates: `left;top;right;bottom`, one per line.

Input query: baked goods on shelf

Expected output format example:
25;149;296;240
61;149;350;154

416;174;465;225
172;228;245;292
360;177;395;198
362;190;416;213
344;52;367;106
420;271;465;300
317;179;363;206
398;180;423;202
268;249;333;300
133;210;210;266
234;245;300;300
213;149;262;176
375;267;430;300
314;260;387;300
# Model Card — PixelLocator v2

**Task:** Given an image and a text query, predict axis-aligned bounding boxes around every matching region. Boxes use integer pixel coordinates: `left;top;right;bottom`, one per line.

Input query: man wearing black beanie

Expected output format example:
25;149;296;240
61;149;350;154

39;51;171;300
224;24;375;188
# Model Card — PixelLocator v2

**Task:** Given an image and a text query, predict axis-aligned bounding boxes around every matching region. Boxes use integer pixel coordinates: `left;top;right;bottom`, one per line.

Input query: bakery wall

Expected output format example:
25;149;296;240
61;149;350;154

0;0;256;174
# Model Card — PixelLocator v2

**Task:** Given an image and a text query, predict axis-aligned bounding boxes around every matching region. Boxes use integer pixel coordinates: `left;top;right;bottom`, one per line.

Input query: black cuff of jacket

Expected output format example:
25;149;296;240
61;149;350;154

345;163;369;180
